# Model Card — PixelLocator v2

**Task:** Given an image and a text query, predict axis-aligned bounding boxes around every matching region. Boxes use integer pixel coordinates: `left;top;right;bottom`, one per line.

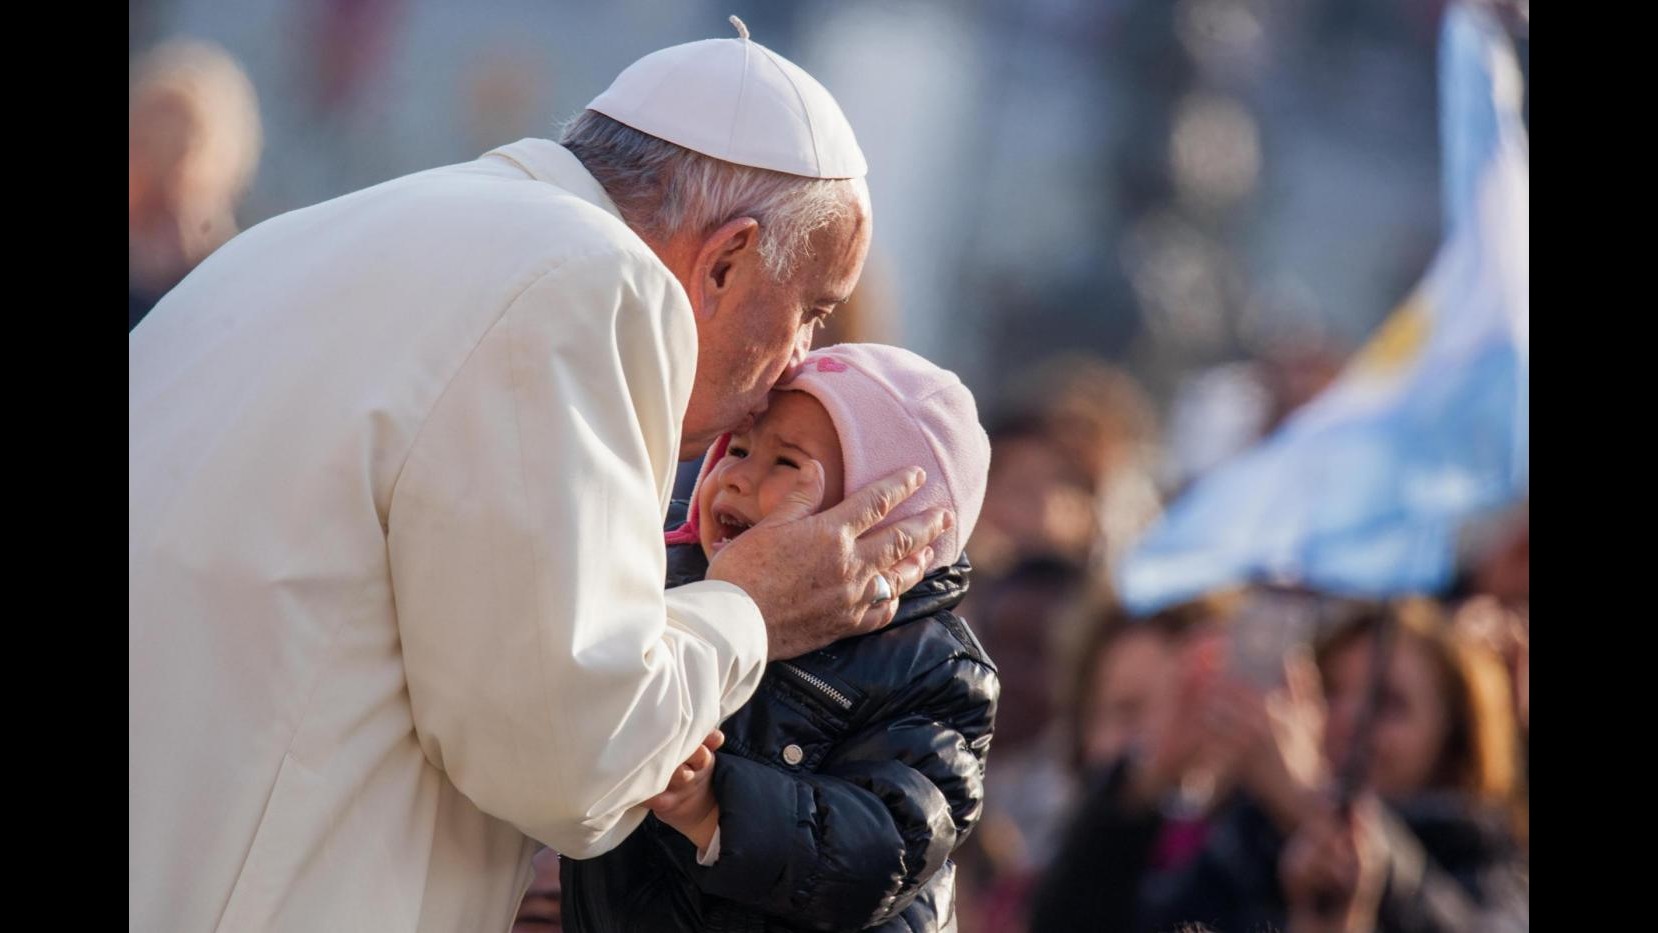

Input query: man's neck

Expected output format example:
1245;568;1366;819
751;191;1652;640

634;227;699;303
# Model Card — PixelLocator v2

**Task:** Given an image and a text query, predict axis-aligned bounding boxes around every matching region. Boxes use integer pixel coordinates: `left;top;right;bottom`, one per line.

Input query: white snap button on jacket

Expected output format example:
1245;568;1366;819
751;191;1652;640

782;744;804;766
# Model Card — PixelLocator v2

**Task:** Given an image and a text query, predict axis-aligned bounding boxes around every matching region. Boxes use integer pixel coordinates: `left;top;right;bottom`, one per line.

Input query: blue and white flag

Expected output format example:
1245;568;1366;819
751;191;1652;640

1118;1;1528;614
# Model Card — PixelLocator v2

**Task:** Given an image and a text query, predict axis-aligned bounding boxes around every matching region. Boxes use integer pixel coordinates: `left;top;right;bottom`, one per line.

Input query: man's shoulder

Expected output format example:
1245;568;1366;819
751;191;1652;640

242;154;663;292
396;160;658;270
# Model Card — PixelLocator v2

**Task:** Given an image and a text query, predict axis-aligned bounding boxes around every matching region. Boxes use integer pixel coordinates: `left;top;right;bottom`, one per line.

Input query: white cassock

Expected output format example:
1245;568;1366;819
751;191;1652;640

128;138;768;933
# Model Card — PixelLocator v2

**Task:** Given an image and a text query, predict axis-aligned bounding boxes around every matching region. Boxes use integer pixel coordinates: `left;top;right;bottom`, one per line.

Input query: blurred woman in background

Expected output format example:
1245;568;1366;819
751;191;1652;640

1028;591;1331;933
1286;599;1528;932
129;39;261;330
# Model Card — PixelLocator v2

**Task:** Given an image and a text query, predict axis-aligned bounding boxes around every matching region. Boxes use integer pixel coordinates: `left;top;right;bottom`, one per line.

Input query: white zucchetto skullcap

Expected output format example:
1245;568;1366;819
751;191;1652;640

586;15;867;180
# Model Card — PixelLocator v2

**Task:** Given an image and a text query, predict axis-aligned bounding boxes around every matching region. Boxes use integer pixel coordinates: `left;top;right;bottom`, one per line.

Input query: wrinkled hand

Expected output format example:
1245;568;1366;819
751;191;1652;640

707;463;953;660
646;730;724;851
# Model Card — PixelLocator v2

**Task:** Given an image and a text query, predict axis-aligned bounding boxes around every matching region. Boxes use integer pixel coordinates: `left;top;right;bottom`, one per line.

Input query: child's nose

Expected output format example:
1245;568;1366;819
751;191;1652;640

722;456;757;493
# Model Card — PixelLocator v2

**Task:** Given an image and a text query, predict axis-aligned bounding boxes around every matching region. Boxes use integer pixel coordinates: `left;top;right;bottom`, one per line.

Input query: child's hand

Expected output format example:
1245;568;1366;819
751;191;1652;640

646;729;724;852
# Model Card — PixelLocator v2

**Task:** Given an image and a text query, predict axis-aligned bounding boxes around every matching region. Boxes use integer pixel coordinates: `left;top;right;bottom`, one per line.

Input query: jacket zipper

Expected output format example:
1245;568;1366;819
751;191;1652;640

779;662;854;710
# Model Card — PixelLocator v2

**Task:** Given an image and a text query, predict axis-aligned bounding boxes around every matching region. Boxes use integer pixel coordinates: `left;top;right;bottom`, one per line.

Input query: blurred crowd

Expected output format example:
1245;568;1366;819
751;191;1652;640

945;353;1529;933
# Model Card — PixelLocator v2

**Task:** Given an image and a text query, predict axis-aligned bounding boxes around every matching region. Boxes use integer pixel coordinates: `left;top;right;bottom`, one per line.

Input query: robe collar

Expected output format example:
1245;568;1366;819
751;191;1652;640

484;138;627;224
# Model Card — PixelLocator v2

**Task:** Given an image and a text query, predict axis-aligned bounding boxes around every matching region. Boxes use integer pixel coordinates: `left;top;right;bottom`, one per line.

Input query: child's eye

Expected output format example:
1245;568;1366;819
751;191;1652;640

777;457;799;469
727;445;748;458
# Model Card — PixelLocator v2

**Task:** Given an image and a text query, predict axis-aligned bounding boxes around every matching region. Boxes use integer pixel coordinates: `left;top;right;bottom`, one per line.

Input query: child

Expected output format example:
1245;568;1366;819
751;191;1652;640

561;343;999;933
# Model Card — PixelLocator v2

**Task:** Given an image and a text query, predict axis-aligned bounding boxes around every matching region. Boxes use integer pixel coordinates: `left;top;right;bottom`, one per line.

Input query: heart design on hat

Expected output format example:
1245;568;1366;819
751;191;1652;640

816;357;848;373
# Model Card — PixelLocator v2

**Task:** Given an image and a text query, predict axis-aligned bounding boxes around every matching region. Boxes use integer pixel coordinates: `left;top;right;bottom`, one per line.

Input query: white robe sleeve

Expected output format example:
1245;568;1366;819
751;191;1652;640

387;248;768;859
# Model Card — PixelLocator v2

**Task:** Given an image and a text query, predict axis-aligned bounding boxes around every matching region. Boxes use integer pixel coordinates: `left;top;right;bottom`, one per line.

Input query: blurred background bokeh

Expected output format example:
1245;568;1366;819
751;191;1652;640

129;0;1473;404
133;2;1528;930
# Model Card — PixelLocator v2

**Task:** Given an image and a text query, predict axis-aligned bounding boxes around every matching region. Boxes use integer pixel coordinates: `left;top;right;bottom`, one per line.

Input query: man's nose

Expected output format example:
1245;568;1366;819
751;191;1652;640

790;326;813;368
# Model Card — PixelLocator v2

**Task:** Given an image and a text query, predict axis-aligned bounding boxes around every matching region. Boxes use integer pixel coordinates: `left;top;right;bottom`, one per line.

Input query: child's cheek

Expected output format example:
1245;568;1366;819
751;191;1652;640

754;478;783;523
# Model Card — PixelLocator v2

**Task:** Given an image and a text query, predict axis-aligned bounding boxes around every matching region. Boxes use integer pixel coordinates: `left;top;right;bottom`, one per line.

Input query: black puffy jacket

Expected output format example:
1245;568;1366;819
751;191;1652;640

562;518;999;933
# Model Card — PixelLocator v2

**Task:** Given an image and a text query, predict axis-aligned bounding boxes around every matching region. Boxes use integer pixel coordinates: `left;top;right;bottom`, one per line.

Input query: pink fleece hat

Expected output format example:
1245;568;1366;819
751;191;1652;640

778;343;989;574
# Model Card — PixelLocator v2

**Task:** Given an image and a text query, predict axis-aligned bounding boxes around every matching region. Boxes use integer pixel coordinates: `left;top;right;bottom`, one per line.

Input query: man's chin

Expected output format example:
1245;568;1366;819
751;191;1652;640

677;424;715;461
679;415;751;461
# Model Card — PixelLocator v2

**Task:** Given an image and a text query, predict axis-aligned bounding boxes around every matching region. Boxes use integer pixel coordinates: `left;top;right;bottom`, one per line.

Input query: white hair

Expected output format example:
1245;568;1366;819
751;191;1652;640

560;110;864;282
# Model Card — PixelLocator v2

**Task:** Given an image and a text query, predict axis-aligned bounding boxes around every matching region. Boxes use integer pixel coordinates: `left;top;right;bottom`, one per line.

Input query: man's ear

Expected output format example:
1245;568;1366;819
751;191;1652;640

689;217;761;321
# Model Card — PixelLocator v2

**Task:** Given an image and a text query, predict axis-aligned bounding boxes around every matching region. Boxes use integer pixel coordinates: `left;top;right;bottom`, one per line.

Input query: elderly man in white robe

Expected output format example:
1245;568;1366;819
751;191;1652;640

129;21;950;933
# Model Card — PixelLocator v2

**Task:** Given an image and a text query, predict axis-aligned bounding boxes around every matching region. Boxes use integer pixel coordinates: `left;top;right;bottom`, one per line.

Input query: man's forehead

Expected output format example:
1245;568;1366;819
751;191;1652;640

801;201;871;288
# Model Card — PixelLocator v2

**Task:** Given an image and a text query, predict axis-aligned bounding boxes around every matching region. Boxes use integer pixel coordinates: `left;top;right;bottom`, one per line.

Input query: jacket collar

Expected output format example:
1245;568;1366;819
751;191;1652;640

893;554;972;624
483;138;625;224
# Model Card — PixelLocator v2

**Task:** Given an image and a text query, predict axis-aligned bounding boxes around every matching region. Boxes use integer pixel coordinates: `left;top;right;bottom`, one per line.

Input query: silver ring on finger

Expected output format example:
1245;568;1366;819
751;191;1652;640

869;574;895;606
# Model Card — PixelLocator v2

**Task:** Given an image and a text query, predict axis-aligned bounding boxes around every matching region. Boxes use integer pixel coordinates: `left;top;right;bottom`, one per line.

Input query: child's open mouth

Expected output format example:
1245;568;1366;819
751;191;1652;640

710;506;755;552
